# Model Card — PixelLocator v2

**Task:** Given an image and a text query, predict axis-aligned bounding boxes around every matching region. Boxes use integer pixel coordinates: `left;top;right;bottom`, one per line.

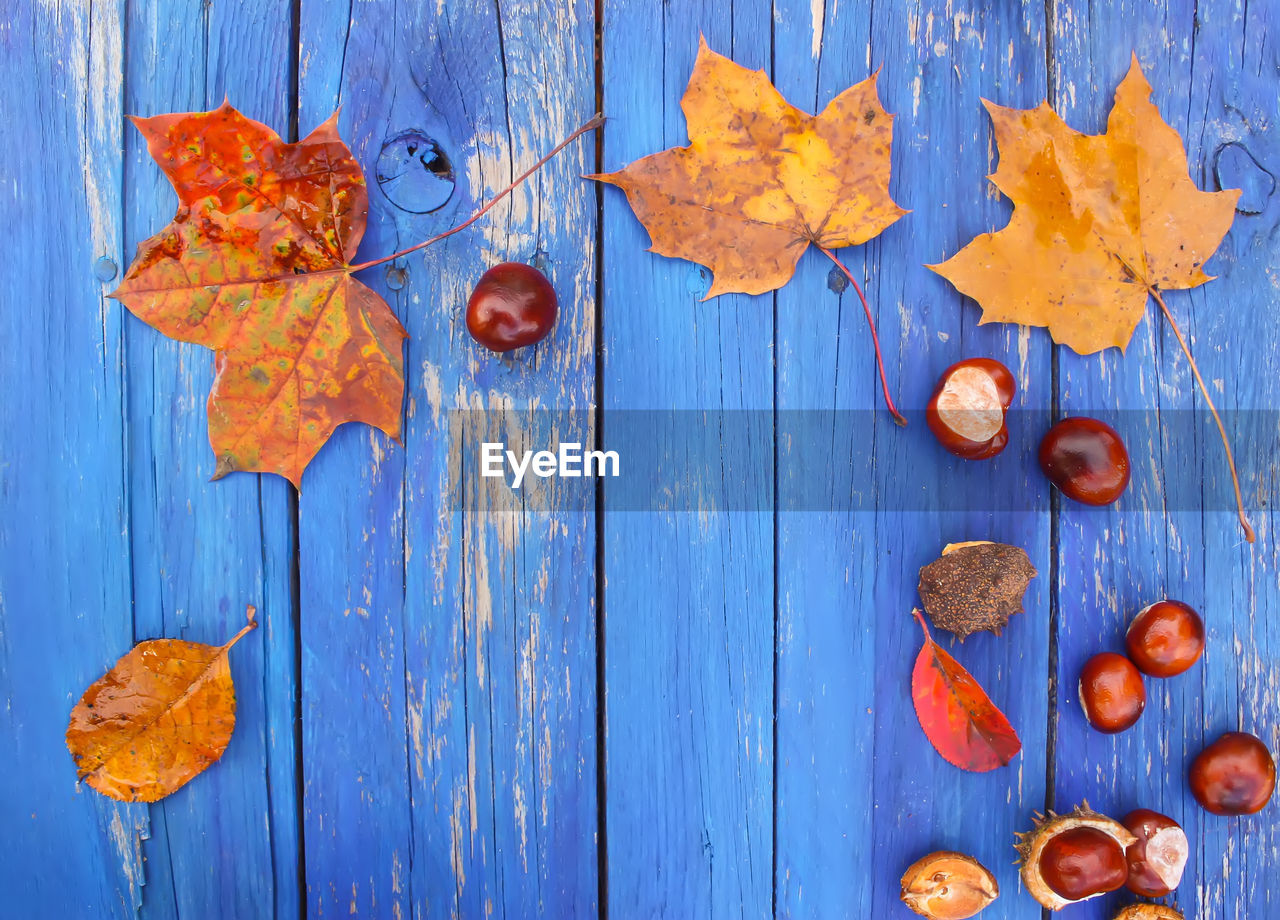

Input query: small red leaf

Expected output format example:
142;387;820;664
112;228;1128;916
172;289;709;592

910;609;1021;772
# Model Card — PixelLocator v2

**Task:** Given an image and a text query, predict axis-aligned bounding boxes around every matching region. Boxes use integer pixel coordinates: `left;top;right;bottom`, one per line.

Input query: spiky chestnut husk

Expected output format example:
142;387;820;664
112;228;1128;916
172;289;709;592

900;851;999;919
1015;803;1137;911
1113;906;1184;920
918;541;1037;640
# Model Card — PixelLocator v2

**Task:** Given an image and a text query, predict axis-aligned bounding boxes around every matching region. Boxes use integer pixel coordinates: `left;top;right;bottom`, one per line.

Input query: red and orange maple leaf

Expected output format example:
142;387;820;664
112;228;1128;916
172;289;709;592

112;103;406;486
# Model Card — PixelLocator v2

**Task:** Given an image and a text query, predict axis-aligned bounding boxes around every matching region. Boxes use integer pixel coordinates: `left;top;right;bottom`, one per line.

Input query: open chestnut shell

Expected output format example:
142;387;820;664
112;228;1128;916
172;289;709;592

900;850;998;920
1113;906;1185;920
1016;804;1136;911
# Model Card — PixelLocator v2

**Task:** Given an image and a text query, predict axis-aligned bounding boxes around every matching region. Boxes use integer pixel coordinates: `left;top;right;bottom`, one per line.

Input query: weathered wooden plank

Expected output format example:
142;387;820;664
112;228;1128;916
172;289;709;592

294;3;415;913
771;2;1053;917
297;0;598;915
599;3;776;916
0;2;145;917
118;2;299;917
1051;2;1280;918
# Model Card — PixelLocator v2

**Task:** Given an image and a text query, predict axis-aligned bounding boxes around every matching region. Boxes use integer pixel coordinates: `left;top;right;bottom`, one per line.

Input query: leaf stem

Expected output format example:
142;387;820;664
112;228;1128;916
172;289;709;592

1149;287;1255;543
911;608;934;644
349;114;606;274
819;246;908;426
223;604;260;651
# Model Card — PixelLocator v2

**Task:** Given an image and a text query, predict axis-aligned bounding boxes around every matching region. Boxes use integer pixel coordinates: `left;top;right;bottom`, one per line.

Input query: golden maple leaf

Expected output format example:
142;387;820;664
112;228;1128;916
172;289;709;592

594;37;907;298
930;56;1240;354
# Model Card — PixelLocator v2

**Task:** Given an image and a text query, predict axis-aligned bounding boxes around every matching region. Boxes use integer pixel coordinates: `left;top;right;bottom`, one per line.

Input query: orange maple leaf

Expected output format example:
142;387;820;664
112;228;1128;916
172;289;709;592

112;103;406;487
594;37;907;299
929;56;1239;354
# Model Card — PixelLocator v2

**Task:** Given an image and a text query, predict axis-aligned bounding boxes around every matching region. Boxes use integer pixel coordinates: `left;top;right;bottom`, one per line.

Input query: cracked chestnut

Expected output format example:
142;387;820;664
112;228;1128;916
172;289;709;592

926;358;1016;460
1121;808;1188;897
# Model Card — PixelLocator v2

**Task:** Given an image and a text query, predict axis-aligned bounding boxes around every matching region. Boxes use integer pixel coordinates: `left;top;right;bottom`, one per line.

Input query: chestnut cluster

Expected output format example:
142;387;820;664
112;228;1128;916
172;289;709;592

1018;804;1188;910
1075;601;1274;817
926;357;1131;504
917;358;1273;916
899;803;1196;919
1074;599;1275;816
1079;600;1204;734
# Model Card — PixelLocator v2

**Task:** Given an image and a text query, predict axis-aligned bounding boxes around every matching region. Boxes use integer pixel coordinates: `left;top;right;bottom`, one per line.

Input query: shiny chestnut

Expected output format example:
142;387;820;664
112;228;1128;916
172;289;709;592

466;262;558;352
1038;826;1129;902
1017;805;1136;910
926;358;1016;460
1079;652;1146;733
1122;809;1188;897
1126;600;1205;678
1039;417;1131;505
1189;731;1276;815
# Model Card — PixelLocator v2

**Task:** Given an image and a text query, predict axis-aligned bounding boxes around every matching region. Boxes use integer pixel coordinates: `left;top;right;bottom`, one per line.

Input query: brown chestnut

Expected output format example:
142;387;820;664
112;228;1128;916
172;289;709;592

466;261;558;352
1079;652;1146;733
1189;731;1276;815
926;358;1016;460
1039;417;1130;505
1126;600;1205;678
1038;826;1129;902
1017;804;1136;910
1121;808;1188;897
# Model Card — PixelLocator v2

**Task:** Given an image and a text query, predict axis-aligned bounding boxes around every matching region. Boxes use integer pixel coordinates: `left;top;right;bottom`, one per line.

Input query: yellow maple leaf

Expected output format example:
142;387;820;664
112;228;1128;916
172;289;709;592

930;55;1239;355
594;37;907;299
932;56;1252;541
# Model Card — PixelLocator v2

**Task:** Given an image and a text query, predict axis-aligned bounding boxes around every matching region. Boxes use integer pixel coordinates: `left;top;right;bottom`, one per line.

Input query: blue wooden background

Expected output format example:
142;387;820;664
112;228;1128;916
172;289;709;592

2;0;1277;917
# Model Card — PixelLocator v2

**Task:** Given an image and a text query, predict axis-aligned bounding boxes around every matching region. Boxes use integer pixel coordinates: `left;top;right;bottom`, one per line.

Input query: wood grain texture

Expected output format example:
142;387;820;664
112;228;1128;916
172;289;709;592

770;3;1053;919
297;0;598;915
3;1;1279;917
1050;3;1280;918
600;4;776;918
295;5;414;914
120;2;299;917
0;2;145;916
1;0;298;915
